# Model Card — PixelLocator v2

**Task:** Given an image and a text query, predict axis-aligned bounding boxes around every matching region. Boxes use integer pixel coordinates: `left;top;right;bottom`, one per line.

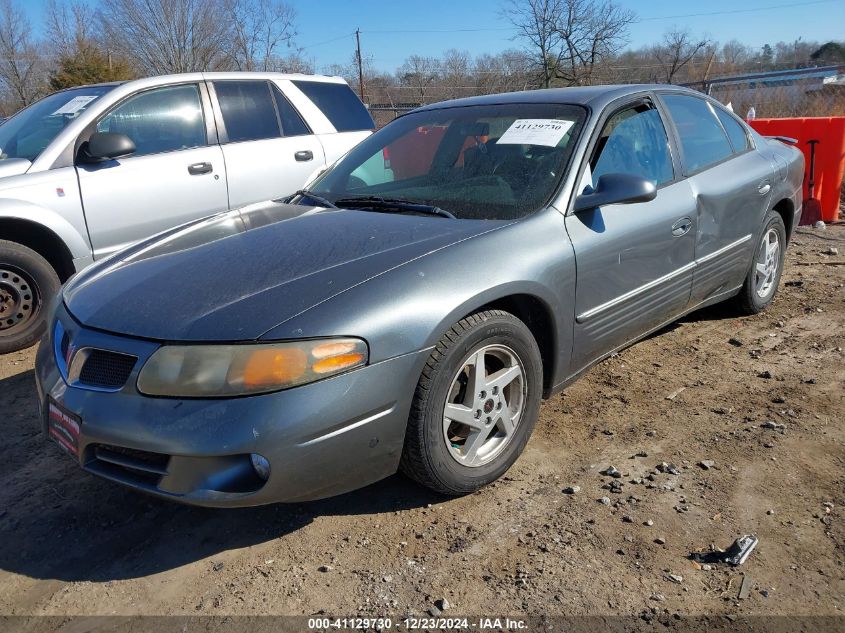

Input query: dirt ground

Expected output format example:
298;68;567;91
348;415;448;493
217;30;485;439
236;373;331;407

0;225;842;623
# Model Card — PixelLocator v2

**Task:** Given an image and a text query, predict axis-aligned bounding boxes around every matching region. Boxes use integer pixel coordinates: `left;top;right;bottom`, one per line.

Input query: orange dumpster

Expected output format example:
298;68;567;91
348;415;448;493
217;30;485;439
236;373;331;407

748;117;845;224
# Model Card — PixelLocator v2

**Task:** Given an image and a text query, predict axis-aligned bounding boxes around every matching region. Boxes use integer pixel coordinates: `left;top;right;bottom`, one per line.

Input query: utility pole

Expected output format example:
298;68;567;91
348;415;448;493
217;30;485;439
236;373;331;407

355;28;365;102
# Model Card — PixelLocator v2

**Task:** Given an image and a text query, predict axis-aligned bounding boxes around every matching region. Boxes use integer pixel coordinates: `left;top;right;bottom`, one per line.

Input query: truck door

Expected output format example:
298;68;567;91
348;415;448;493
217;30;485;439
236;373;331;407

76;82;228;259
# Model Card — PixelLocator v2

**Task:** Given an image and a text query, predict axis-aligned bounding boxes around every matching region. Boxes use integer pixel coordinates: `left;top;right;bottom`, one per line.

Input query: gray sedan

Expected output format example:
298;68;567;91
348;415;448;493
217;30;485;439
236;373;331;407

35;85;803;506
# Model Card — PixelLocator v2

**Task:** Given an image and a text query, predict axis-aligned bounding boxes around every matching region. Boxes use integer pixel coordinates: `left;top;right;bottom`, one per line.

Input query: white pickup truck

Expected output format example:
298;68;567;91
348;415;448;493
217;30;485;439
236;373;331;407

0;72;374;353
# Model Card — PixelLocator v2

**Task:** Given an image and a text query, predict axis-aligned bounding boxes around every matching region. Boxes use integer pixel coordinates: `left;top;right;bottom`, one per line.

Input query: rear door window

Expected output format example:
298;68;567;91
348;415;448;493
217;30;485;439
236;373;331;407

714;107;751;153
291;80;375;132
213;81;280;143
661;94;734;173
271;85;311;137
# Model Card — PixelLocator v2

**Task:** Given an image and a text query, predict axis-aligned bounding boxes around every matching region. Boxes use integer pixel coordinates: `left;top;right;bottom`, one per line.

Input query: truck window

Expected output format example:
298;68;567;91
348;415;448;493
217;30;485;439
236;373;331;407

214;81;281;143
271;85;311;137
291;80;375;132
97;84;206;156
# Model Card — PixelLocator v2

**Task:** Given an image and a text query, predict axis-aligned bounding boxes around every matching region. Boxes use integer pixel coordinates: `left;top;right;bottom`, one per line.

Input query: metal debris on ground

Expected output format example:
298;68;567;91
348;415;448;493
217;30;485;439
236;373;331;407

738;574;753;600
690;534;759;567
665;386;686;400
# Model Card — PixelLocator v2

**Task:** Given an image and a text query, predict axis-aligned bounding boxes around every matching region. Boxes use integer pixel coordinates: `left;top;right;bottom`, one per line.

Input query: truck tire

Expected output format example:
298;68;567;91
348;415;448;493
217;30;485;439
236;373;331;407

0;240;60;354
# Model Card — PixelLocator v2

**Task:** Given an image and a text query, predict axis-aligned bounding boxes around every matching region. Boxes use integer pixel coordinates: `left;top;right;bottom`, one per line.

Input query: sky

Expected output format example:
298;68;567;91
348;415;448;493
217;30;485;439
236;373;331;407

23;0;845;73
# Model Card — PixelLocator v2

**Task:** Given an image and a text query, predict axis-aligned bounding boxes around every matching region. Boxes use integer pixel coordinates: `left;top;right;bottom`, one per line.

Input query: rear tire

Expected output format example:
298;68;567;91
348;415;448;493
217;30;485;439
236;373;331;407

0;240;60;354
400;310;542;495
732;210;786;315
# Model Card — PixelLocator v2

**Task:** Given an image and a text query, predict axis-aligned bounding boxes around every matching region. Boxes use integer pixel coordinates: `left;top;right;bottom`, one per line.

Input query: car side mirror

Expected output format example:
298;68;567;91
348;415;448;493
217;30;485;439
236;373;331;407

573;173;657;212
80;132;136;162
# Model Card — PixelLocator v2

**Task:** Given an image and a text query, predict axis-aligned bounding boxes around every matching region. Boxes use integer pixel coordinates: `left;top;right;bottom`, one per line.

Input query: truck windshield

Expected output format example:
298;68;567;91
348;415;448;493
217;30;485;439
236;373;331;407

0;85;115;162
308;102;586;220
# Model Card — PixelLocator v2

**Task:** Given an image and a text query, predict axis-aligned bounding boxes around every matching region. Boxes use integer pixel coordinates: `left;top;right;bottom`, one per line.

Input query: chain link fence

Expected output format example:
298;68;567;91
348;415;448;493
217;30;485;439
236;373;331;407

365;67;845;126
707;85;844;119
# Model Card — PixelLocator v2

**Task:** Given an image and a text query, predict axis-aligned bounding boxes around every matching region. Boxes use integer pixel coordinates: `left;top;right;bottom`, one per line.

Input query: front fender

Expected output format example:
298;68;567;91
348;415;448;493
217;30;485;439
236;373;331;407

0;198;91;263
262;209;577;390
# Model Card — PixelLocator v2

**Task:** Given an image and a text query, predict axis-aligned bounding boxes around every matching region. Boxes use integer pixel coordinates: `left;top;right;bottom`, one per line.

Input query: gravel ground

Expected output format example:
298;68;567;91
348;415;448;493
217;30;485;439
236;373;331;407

0;225;842;621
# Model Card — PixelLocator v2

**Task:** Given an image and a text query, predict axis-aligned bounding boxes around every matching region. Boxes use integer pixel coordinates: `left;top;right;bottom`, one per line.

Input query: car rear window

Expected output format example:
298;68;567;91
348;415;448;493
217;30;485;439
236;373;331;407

214;81;280;143
662;94;733;173
292;80;375;132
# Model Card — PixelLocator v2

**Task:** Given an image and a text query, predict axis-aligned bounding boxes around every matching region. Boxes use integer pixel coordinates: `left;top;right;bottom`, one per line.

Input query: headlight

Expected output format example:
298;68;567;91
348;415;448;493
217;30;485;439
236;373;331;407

137;338;368;397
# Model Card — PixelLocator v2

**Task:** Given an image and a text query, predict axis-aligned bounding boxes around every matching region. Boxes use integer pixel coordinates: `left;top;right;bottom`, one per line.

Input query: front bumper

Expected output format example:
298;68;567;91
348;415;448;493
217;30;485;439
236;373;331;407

35;306;428;507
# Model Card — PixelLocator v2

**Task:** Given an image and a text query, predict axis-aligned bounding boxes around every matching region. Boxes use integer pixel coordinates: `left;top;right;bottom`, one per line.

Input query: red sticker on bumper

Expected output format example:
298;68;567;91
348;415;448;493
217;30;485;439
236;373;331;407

48;401;80;457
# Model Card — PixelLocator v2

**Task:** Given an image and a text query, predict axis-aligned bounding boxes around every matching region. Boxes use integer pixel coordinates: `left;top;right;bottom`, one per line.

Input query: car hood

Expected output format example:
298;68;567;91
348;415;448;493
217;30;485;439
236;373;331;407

64;201;504;341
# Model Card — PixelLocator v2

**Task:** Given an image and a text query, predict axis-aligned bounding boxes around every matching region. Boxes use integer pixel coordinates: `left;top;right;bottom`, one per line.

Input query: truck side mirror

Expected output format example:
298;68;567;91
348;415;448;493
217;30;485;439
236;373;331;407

80;132;136;163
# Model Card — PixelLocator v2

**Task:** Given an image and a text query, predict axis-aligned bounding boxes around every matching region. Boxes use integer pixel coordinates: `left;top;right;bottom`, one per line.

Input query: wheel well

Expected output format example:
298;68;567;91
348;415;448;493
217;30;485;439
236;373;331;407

481;294;556;396
0;219;76;281
772;198;794;241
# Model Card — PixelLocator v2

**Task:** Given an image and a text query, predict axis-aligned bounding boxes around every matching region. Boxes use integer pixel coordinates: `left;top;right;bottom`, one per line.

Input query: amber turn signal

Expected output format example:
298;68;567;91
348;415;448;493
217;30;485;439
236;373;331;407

137;338;368;397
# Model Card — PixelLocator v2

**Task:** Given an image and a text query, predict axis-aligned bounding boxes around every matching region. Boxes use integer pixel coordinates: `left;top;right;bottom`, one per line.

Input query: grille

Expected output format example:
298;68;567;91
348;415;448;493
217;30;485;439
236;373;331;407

88;444;170;487
77;349;137;389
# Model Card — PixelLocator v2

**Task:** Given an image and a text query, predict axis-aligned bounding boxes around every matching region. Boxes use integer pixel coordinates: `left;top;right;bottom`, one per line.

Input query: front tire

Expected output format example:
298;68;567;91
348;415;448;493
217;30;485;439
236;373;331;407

732;210;786;315
0;240;60;354
400;310;543;495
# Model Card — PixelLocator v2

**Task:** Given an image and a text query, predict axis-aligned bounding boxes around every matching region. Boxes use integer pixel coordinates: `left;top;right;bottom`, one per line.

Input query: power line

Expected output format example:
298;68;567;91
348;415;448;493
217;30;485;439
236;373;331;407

299;32;354;50
362;27;513;34
357;0;841;35
637;0;840;21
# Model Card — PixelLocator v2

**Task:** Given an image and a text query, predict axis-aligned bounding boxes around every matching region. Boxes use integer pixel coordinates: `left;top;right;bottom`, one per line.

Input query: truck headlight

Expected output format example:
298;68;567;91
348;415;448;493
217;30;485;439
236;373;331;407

137;338;368;397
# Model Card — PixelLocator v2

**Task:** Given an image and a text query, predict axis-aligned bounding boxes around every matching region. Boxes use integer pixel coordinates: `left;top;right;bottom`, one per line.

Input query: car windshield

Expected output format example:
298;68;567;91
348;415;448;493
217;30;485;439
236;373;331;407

0;85;115;162
308;103;586;220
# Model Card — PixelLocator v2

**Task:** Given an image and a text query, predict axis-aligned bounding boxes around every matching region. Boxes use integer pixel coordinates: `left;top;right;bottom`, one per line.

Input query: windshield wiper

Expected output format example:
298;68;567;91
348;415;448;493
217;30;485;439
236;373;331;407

334;196;456;219
280;189;338;209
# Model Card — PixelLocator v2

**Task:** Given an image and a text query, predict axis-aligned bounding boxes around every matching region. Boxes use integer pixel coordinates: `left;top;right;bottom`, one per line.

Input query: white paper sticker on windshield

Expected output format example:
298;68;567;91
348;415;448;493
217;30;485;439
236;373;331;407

52;95;98;116
497;119;575;147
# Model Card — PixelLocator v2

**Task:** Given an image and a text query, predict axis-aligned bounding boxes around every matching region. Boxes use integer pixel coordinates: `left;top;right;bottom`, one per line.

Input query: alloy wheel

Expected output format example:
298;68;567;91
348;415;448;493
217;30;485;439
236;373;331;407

442;343;526;467
754;228;780;299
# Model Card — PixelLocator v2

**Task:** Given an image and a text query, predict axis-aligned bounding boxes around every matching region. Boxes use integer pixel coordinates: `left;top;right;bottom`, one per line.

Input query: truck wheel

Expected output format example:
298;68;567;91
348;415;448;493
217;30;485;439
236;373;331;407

0;240;60;354
400;310;542;495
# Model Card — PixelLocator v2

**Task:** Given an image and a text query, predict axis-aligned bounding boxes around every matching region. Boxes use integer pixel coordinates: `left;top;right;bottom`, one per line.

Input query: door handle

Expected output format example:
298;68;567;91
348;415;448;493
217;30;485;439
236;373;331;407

758;182;771;195
188;162;213;175
294;150;313;162
671;217;693;237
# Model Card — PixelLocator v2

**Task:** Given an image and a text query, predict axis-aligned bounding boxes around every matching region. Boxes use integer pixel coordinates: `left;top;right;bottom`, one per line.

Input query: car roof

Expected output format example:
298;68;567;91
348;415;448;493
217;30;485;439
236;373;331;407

54;72;347;92
414;84;702;113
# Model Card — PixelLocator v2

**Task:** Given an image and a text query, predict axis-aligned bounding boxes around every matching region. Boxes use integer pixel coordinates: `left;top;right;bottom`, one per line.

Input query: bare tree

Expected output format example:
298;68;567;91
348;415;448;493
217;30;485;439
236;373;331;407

502;0;563;88
98;0;232;73
398;55;440;102
0;0;45;107
504;0;634;87
474;50;533;94
553;0;635;85
223;0;297;71
273;53;315;74
720;40;753;72
440;49;471;99
773;38;817;68
46;0;95;58
653;28;711;84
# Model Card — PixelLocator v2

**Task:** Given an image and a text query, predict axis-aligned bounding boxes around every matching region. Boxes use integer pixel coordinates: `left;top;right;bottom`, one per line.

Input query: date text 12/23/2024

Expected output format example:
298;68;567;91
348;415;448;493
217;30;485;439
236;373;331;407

307;617;529;630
